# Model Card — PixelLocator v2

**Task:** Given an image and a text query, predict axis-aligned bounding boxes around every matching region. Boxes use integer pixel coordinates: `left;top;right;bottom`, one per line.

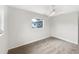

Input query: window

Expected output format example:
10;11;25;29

32;18;43;28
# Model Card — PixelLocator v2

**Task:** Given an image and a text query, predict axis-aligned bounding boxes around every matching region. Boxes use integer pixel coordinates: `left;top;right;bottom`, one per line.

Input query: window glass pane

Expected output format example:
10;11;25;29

32;19;43;28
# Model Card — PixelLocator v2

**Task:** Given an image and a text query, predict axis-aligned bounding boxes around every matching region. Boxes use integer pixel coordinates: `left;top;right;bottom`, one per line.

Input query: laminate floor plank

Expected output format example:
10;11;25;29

8;37;79;54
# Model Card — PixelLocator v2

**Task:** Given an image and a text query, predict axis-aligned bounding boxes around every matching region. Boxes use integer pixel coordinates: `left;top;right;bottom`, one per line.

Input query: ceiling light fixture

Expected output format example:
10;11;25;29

49;5;55;16
49;9;55;16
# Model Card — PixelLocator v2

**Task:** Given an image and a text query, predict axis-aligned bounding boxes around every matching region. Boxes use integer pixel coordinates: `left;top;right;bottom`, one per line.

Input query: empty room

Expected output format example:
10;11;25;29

0;5;79;54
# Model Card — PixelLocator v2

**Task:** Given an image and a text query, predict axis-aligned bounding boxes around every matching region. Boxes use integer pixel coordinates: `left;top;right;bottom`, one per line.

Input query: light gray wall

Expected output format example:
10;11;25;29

50;12;78;44
0;6;8;53
78;13;79;44
7;6;79;50
7;7;50;49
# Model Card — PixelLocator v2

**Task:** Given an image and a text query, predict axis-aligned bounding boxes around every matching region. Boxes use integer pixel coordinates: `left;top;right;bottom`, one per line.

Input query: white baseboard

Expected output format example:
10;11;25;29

51;35;78;45
8;35;50;50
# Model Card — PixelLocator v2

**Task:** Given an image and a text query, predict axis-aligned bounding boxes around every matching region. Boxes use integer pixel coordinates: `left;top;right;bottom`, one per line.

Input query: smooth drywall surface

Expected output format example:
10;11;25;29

7;7;50;49
78;13;79;44
0;6;8;53
50;12;78;44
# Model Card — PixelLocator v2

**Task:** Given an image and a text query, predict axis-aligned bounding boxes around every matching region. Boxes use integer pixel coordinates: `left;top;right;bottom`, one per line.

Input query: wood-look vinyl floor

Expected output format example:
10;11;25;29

8;37;79;54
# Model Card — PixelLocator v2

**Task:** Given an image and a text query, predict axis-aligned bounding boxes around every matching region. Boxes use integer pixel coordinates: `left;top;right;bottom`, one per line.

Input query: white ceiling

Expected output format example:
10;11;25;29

9;5;79;16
